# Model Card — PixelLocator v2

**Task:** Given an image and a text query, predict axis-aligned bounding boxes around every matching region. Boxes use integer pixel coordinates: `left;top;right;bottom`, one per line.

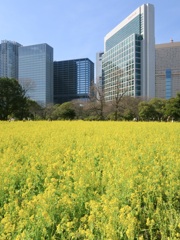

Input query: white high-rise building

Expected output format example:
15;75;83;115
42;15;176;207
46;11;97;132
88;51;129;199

102;3;155;101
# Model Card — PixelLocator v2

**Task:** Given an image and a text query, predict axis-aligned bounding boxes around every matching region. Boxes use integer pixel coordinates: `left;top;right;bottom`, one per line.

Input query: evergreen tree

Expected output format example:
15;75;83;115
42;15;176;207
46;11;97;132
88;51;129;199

0;77;29;120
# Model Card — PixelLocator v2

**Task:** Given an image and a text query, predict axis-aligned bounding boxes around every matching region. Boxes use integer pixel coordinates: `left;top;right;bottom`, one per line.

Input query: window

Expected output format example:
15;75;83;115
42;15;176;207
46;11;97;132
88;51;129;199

166;69;172;99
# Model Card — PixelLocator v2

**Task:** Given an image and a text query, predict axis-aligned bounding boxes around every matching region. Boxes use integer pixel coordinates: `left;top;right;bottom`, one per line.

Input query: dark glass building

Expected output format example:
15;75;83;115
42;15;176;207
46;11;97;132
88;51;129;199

54;58;94;104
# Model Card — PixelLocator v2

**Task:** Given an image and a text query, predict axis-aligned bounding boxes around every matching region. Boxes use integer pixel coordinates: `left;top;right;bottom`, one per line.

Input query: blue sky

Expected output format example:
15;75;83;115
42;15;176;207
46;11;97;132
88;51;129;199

0;0;179;64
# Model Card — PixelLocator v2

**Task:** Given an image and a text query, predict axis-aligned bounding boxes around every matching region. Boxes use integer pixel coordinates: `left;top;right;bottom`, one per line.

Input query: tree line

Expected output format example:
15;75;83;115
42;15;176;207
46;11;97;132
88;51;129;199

0;77;180;121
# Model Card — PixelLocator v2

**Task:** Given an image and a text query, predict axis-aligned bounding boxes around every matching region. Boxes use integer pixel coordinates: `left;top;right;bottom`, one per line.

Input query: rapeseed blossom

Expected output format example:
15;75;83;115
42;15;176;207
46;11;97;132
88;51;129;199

0;121;179;239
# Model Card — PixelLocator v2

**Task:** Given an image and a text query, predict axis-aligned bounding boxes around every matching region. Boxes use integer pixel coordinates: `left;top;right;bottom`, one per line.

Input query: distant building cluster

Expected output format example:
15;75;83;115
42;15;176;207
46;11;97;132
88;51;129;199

0;3;180;106
0;41;94;106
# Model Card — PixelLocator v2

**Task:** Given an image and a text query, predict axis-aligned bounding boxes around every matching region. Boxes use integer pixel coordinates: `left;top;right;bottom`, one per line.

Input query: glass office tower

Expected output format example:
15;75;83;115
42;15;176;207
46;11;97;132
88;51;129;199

0;40;21;79
18;43;53;106
54;58;94;104
102;4;155;101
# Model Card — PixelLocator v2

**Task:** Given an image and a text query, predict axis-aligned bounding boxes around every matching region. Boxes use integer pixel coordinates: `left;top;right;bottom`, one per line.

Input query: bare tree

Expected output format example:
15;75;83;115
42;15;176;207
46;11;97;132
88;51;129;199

87;83;107;120
121;96;142;120
71;99;86;119
110;80;128;121
19;78;36;94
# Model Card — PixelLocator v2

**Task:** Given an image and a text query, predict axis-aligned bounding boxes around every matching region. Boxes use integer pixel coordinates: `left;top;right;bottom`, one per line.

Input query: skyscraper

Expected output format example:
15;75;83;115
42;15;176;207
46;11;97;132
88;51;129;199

102;4;155;101
0;40;21;79
155;41;180;99
18;43;53;106
54;58;94;104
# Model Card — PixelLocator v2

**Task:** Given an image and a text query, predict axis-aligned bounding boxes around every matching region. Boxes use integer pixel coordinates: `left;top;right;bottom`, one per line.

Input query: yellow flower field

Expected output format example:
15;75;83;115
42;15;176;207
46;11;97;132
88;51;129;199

0;121;180;239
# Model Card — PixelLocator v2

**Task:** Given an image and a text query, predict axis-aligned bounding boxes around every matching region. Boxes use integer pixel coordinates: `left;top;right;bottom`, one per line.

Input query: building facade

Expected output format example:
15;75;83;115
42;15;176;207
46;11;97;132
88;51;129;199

96;52;104;88
102;4;155;101
155;41;180;99
0;40;21;79
54;58;94;104
18;43;53;106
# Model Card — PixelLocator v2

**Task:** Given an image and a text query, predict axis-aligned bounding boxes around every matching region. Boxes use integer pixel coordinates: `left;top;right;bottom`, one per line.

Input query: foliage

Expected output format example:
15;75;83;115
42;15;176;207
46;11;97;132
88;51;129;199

138;98;166;121
1;76;179;122
123;109;135;120
71;100;86;120
0;77;29;120
165;93;180;120
0;121;180;239
27;99;43;120
149;98;166;120
52;102;76;120
138;101;156;120
107;112;123;121
138;94;180;121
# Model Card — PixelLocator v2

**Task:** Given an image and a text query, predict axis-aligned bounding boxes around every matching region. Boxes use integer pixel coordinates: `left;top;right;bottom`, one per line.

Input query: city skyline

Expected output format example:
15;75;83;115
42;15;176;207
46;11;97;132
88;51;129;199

0;0;179;64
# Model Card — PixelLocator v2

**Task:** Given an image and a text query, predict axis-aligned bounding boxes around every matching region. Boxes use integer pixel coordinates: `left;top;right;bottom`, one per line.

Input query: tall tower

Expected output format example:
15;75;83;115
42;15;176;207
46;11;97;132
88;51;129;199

0;40;22;79
102;4;155;101
18;43;54;106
